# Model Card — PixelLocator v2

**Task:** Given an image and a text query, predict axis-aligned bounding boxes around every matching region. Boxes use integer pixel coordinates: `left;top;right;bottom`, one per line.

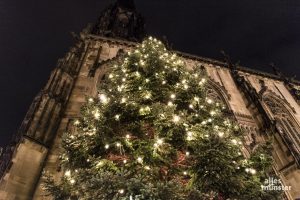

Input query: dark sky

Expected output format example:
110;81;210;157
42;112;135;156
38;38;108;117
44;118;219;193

1;0;300;147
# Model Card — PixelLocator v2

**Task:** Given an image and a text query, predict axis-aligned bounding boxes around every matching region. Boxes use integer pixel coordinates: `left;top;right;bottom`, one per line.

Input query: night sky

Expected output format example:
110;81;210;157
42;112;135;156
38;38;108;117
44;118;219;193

1;0;300;147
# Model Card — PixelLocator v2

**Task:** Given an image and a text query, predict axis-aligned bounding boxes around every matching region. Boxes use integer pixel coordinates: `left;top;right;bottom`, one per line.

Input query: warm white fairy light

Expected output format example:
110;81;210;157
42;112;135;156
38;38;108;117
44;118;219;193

189;104;194;109
109;74;114;79
157;138;163;145
162;80;166;85
116;142;121;147
119;189;125;194
186;151;190;156
137;157;143;163
64;170;71;177
207;98;213;104
105;144;109;149
74;120;80;125
194;97;199;102
183;171;188;175
173;115;180;123
126;134;131;139
96;161;104;168
121;97;127;103
70;179;76;184
145;79;150;83
218;132;224;137
250;168;257;175
123;159;127;164
170;94;176;99
167;101;173;107
88;98;94;103
231;139;237;145
94;111;100;119
115;114;120;121
144;166;151;170
99;94;108;104
187;131;193;141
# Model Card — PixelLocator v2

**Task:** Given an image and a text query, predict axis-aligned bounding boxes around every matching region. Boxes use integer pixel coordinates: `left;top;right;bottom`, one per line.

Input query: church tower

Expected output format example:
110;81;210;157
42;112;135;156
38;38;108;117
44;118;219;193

0;1;145;199
1;0;300;199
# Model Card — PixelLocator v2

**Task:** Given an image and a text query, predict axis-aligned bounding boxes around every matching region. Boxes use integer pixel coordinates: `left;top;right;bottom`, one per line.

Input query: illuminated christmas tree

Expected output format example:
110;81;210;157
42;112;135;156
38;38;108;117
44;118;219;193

44;37;280;200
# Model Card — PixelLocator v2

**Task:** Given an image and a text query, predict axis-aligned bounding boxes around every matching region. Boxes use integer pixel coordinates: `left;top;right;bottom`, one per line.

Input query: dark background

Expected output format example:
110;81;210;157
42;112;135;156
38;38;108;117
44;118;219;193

1;0;300;147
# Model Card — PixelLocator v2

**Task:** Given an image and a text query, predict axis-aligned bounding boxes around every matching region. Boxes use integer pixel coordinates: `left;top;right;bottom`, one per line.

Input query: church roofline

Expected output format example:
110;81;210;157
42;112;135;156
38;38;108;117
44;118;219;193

84;33;300;85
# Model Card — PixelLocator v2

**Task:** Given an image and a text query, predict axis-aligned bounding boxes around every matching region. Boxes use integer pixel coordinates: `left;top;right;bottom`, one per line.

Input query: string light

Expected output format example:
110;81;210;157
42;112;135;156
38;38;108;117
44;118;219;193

64;170;71;177
70;179;76;184
121;98;127;103
105;144;109;149
170;94;176;99
96;161;104;168
137;157;143;163
94;111;100;119
218;132;224;137
115;114;120;121
119;189;125;194
99;94;108;104
168;101;173;107
173;115;180;123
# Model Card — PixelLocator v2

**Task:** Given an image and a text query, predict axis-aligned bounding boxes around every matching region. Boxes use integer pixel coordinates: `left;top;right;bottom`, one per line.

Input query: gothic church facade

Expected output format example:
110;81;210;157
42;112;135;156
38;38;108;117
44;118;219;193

1;0;300;199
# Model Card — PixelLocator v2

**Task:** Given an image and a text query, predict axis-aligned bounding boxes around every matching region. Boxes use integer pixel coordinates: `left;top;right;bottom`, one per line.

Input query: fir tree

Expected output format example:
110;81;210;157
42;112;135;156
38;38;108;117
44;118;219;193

44;37;281;200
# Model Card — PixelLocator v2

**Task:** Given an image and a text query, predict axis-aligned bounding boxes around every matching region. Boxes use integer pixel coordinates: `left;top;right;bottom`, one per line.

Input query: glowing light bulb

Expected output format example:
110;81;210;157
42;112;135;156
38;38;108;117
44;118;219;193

74;120;80;125
170;94;176;99
94;112;100;119
218;132;224;137
70;179;75;184
116;142;121;147
115;114;120;120
64;170;71;177
157;138;163;145
88;98;94;102
105;144;109;149
189;104;194;109
183;171;188;175
173;115;180;123
99;94;108;104
121;98;127;103
119;189;125;194
126;134;130;139
137;157;143;163
96;161;104;168
250;168;257;175
168;101;173;106
186;151;190;156
123;159;127;164
144;166;151;170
